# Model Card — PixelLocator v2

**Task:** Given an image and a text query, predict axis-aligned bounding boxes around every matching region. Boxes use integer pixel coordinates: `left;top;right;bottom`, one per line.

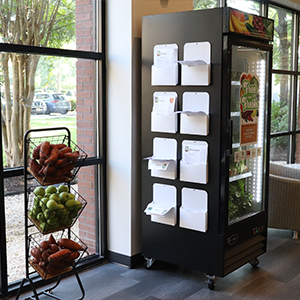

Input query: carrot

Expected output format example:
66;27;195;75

48;249;71;262
57;238;84;251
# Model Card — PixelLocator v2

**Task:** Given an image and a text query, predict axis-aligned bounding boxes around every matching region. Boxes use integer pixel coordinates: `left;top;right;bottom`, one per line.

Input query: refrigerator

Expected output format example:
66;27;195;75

141;7;273;289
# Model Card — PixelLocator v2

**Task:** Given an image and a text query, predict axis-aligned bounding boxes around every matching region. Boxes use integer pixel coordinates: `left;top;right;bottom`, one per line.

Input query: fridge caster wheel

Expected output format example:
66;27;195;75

144;257;155;269
249;257;259;267
205;274;218;290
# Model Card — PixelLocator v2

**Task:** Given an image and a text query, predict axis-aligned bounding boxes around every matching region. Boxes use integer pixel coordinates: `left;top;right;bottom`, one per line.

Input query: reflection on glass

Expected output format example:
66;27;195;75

270;136;289;163
268;6;292;70
229;45;268;223
271;74;290;134
227;0;260;15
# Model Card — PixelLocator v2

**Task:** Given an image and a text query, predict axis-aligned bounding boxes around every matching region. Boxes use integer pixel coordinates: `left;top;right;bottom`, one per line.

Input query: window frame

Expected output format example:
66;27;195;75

0;0;107;298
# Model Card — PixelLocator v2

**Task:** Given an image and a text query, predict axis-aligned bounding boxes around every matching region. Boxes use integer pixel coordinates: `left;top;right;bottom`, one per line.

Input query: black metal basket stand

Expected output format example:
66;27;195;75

16;127;88;300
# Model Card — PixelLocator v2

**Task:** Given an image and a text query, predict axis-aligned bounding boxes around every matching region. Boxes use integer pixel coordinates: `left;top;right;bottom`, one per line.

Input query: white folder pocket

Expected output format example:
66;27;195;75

180;140;208;184
151;44;178;86
151;92;178;133
146;137;177;180
180;42;211;86
180;92;209;135
180;188;207;232
144;183;177;226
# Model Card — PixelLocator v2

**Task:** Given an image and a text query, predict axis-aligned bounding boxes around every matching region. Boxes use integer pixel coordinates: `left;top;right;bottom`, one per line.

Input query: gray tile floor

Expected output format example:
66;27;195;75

6;229;300;300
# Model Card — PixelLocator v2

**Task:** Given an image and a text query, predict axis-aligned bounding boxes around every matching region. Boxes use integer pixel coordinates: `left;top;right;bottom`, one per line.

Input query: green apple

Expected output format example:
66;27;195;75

40;197;49;209
44;209;56;219
59;192;69;204
58;184;69;193
65;199;76;210
37;212;46;223
74;200;83;213
29;209;37;219
33;204;41;214
49;194;61;203
68;210;78;219
40;222;50;232
47;217;59;225
34;186;45;197
34;196;41;205
45;185;57;194
46;199;59;211
68;193;76;200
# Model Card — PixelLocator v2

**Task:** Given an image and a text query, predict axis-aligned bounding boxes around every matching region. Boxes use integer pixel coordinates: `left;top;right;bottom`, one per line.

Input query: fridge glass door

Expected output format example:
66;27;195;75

229;45;269;223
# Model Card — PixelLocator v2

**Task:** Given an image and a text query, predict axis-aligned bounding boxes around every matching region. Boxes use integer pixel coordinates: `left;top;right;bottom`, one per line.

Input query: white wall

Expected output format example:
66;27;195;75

106;0;133;256
106;0;192;259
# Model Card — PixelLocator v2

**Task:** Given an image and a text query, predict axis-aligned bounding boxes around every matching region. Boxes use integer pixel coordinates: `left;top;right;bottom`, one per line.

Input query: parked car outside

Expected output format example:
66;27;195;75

34;93;71;115
31;99;47;114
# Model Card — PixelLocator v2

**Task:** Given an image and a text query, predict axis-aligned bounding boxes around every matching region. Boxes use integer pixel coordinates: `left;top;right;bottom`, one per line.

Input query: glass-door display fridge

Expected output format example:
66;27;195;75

141;7;273;289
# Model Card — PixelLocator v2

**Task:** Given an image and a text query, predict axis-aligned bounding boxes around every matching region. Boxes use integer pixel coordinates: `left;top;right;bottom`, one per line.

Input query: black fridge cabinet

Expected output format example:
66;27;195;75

141;7;273;289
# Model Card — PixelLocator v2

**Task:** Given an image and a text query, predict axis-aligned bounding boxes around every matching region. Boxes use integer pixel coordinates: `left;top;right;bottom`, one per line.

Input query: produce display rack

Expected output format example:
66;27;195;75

16;127;88;300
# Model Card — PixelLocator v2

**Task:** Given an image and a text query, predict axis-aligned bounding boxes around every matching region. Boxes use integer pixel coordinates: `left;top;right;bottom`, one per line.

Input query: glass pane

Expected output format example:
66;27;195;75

229;45;269;223
0;0;95;52
193;0;217;10
297;76;300;130
295;134;300;163
1;54;95;169
270;136;289;163
271;74;290;133
268;6;292;70
227;0;260;15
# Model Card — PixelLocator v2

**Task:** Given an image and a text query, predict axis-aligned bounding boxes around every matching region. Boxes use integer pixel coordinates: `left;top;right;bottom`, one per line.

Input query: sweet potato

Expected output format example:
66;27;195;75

48;249;71;262
42;250;51;262
31;247;42;262
40;240;50;250
64;151;80;162
49;244;60;253
57;238;84;251
39;165;56;175
55;143;68;150
55;158;68;169
58;147;72;159
29;159;41;176
49;234;56;245
55;163;74;176
32;144;41;159
40;141;51;160
45;146;59;165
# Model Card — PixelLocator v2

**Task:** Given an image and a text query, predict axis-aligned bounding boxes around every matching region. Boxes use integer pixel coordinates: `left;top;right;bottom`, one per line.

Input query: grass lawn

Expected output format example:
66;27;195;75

30;114;77;144
3;114;77;167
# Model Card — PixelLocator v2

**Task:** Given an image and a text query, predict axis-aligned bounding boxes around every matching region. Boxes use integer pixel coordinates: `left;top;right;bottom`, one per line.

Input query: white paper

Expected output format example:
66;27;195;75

153;92;176;115
144;202;173;216
147;158;172;170
176;110;207;116
178;59;207;66
154;44;178;68
183;143;207;165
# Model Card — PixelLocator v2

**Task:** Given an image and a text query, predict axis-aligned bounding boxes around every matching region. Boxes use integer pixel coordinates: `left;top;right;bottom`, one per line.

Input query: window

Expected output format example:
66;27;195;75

0;0;105;297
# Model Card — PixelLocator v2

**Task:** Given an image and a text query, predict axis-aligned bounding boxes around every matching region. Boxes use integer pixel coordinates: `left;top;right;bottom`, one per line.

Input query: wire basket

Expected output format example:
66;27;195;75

26;134;87;185
28;184;87;234
28;230;88;280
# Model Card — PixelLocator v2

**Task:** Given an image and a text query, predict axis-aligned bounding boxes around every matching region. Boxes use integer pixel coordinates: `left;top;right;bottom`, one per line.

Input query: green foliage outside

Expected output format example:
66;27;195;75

193;0;217;10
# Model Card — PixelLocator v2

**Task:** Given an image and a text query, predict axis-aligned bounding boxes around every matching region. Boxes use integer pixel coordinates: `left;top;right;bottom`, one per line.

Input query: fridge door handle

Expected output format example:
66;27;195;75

228;119;233;155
